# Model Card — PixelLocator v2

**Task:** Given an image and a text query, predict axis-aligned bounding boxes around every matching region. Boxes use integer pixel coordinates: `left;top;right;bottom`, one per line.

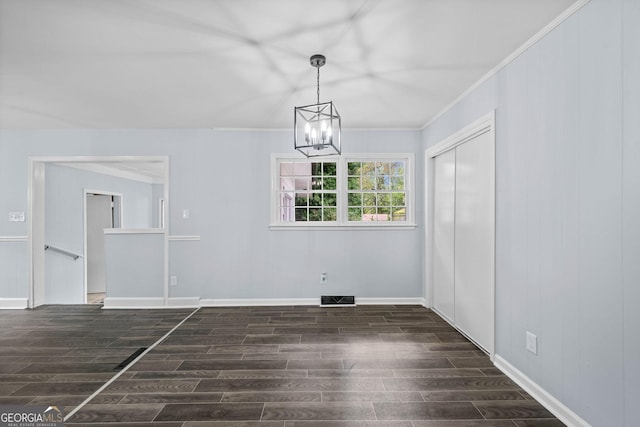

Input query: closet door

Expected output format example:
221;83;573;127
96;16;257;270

432;149;456;322
454;130;495;354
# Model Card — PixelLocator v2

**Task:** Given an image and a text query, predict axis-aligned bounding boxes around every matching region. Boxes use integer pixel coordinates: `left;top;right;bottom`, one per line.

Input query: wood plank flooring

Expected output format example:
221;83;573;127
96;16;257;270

0;305;564;426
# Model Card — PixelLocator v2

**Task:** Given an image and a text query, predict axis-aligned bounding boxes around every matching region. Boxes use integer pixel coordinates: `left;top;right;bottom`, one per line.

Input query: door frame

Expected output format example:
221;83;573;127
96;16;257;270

28;156;169;308
424;111;495;356
84;190;123;303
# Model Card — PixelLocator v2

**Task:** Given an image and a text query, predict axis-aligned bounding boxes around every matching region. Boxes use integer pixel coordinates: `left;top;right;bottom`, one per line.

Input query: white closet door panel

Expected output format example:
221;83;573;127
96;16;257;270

433;149;456;322
454;131;495;353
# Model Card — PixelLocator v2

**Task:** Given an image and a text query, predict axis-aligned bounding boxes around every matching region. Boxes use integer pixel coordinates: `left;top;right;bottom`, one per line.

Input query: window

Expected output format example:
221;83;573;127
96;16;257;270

272;154;414;228
278;160;338;223
347;161;406;222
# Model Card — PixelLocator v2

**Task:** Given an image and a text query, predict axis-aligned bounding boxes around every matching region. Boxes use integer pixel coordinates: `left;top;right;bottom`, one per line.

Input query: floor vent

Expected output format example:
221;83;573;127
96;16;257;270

320;295;356;306
114;347;147;370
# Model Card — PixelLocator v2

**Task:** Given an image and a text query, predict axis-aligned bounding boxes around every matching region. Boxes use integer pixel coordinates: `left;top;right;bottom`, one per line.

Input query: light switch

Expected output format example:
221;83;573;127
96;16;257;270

9;212;25;222
182;209;190;219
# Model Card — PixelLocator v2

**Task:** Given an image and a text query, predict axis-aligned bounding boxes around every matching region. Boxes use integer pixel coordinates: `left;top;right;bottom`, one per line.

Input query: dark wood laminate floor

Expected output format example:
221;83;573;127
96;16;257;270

0;305;564;426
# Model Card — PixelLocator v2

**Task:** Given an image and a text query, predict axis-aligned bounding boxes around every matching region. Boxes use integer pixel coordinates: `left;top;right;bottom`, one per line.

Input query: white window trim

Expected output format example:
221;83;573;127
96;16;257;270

270;153;416;230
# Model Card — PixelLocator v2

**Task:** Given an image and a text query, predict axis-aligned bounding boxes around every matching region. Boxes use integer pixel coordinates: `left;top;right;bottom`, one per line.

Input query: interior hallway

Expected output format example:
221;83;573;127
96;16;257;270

0;305;561;425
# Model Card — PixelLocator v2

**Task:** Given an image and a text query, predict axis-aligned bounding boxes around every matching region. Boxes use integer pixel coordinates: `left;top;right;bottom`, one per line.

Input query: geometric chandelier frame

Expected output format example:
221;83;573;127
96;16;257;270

294;54;341;157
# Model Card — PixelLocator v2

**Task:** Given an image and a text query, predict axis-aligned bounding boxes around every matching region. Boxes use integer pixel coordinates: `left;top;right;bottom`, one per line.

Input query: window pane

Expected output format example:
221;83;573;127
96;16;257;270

377;193;390;206
311;162;322;175
296;177;311;191
348;207;362;221
324;208;337;221
295;208;307;221
280;177;295;191
323;162;336;176
293;162;310;176
392;207;406;221
392;192;405;206
324;177;336;190
363;207;376;221
309;208;322;221
348;176;361;190
362;176;375;190
363;193;376;206
377;176;390;190
377;207;391;221
391;161;404;175
376;162;390;175
280;208;294;222
362;162;376;176
309;193;322;206
280;162;294;176
348;162;361;175
295;194;308;206
311;177;322;190
324;193;337;207
348;193;362;206
391;176;404;190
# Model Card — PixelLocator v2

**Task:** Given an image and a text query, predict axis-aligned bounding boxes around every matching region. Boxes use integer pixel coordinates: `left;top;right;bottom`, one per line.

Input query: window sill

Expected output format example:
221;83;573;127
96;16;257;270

269;223;417;231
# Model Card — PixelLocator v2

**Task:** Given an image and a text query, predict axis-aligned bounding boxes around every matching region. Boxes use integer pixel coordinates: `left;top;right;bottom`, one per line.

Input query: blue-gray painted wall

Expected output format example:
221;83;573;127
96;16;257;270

0;129;424;302
422;0;639;425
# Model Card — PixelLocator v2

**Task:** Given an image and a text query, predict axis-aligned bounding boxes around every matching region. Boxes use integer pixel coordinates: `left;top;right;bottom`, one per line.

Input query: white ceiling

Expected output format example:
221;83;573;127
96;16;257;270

0;0;577;129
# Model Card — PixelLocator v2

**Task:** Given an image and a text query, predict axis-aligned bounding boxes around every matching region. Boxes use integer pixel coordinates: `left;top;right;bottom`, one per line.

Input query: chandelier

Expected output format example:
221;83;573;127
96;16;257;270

294;54;341;157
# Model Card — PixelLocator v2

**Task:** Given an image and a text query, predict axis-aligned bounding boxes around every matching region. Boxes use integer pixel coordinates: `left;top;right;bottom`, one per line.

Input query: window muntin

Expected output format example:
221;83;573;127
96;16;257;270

273;154;413;227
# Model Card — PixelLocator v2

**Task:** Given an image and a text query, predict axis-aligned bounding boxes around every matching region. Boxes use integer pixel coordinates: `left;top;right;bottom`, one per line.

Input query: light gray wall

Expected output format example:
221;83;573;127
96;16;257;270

0;129;423;302
104;232;164;298
0;241;28;298
422;0;638;425
44;163;156;303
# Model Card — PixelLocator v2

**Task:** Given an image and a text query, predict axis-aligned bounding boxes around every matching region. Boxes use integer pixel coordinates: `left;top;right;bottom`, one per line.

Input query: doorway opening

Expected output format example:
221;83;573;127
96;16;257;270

28;156;169;308
85;191;122;305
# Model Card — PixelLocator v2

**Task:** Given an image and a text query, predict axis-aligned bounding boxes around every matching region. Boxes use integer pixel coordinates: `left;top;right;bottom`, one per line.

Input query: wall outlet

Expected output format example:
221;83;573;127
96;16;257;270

320;272;328;284
170;276;178;286
526;331;537;354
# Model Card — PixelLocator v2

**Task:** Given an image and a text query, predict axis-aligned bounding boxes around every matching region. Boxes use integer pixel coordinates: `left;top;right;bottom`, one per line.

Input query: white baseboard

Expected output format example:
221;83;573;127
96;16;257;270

167;297;200;308
100;296;427;309
494;354;591;427
199;297;426;307
103;297;165;309
0;298;28;309
357;297;425;306
200;298;318;307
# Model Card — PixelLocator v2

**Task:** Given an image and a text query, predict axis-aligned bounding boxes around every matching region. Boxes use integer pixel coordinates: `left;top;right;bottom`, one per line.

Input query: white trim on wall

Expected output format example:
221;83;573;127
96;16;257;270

168;235;201;241
104;228;165;235
103;297;165;309
103;297;427;309
0;236;28;242
0;298;28;309
494;355;591;427
166;297;201;308
356;297;425;306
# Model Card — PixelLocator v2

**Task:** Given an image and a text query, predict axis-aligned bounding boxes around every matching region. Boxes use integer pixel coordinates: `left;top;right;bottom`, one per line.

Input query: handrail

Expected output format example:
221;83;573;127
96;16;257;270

44;244;82;260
